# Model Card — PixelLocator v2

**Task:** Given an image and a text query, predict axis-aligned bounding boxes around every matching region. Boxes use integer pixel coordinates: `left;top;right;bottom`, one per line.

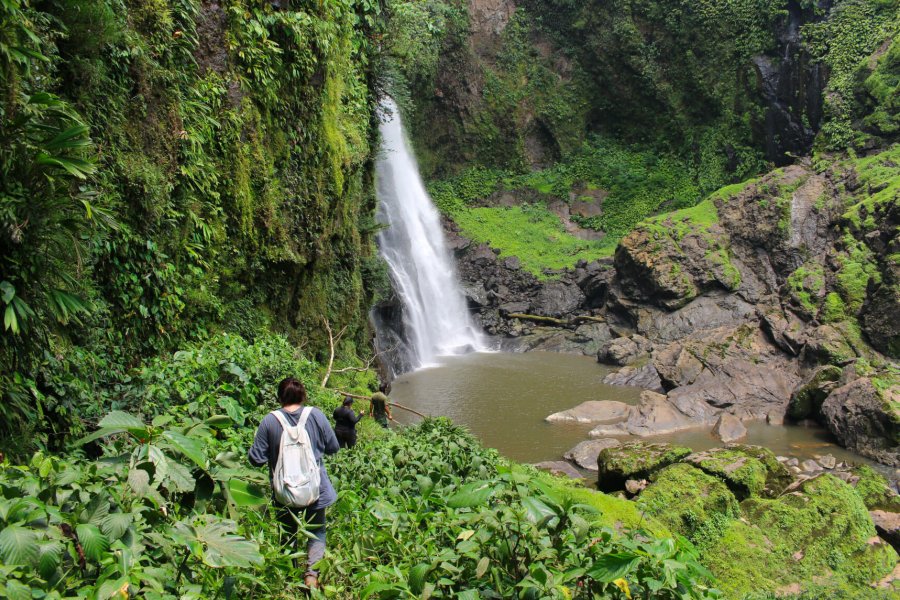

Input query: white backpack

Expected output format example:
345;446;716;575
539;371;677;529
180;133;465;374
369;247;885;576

271;408;321;508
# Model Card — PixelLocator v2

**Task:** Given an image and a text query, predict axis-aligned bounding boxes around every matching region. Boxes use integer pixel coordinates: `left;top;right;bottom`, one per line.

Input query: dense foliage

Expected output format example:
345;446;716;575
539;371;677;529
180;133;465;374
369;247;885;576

0;334;722;599
0;0;387;456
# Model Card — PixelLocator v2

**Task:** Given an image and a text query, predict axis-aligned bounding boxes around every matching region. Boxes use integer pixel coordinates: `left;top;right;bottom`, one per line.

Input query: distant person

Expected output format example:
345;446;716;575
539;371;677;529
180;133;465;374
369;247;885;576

248;377;339;590
332;396;364;448
370;383;393;428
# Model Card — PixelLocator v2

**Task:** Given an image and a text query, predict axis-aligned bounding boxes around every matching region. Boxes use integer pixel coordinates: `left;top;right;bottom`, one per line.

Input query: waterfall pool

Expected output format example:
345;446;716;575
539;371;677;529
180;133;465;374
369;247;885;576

389;351;877;470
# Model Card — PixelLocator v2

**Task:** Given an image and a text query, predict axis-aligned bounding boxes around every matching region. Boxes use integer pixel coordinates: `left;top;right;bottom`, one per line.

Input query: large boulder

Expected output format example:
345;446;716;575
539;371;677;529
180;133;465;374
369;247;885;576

532;281;584;318
639;463;740;543
821;377;900;466
589;391;705;438
712;413;747;443
532;461;584;479
596;442;691;492
705;474;899;597
545;401;631;424
683;445;792;499
564;438;621;471
597;335;653;366
602;363;665;393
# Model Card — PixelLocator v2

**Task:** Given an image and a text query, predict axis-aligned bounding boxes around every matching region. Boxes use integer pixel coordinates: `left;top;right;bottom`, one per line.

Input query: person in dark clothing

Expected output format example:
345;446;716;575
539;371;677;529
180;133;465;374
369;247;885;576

370;383;393;428
332;396;364;448
248;377;339;590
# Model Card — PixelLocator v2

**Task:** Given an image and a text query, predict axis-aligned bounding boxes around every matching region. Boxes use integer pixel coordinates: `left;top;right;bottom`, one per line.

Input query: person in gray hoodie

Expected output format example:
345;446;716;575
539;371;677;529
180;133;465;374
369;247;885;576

248;377;339;590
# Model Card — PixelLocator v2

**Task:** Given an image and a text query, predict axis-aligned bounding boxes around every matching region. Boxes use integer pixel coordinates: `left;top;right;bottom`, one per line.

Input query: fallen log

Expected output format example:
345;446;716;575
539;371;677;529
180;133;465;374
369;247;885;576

507;313;606;328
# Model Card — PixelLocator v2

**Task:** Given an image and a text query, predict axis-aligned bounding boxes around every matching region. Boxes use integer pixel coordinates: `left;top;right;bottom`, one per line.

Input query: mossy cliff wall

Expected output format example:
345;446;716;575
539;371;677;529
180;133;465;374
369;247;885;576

0;0;384;448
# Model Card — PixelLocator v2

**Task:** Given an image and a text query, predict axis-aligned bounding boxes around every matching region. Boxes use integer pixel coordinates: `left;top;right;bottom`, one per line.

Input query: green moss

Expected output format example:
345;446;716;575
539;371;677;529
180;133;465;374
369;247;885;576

705;474;899;598
835;234;882;313
786;263;826;313
685;446;791;499
852;465;900;511
597;442;692;491
639;464;740;547
532;469;671;538
822;291;848;323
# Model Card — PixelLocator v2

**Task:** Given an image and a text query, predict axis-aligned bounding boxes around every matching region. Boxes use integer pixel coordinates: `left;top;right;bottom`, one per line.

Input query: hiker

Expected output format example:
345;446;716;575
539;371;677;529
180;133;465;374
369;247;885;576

332;395;364;448
369;383;393;428
248;377;339;590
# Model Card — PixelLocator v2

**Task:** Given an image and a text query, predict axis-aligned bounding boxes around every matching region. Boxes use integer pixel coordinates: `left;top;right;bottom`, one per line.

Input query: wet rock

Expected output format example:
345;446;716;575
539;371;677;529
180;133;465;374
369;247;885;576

684;445;792;499
819;454;837;469
572;322;613;356
801;324;858;366
589;391;702;438
624;478;648;495
546;401;631;424
869;510;900;553
801;459;822;473
532;461;584;479
596;442;691;492
766;410;785;425
713;413;747;443
564;438;621;471
602;363;665;393
787;365;843;420
821;377;900;467
598;335;652;366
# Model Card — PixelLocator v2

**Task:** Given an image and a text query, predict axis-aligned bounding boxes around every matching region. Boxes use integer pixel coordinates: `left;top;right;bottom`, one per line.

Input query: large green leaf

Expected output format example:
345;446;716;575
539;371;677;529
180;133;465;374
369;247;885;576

190;517;262;568
408;563;431;594
36;540;63;579
227;479;268;507
4;580;31;600
76;523;109;562
75;411;150;445
164;461;197;493
128;468;151;496
447;481;496;508
587;552;640;583
0;525;38;565
100;513;132;541
521;496;556;527
162;431;206;469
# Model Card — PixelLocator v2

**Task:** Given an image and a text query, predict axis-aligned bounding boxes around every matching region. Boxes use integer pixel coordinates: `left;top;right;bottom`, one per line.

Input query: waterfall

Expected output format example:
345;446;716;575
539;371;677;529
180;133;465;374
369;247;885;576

375;99;484;370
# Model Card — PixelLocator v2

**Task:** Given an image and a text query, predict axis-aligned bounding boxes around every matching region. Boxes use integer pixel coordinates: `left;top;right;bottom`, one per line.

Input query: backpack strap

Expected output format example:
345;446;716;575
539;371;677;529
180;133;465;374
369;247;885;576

271;409;300;440
297;406;313;432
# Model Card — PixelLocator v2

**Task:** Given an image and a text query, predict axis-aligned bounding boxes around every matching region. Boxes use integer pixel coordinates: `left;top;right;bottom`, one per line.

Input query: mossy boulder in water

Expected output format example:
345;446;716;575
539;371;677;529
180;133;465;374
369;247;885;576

683;445;792;499
596;442;691;492
704;474;899;598
638;463;740;547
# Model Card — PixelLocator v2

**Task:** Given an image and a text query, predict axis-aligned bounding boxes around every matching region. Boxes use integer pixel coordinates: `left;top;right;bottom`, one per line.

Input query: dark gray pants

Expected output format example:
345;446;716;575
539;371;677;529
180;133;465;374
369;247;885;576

277;504;326;576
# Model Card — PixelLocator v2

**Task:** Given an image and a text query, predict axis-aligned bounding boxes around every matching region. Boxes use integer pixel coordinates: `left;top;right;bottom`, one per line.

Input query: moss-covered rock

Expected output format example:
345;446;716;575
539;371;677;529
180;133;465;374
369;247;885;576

596;442;691;492
788;364;843;420
638;464;739;548
683;445;792;499
704;474;899;598
852;465;900;512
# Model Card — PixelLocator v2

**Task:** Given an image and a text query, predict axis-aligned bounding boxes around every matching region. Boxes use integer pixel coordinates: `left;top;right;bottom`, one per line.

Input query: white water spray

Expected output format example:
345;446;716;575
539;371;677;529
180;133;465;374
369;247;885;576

375;99;484;369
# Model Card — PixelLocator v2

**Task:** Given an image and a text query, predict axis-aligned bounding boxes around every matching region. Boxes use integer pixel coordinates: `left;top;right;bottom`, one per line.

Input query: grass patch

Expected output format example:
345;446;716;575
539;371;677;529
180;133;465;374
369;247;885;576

452;203;616;276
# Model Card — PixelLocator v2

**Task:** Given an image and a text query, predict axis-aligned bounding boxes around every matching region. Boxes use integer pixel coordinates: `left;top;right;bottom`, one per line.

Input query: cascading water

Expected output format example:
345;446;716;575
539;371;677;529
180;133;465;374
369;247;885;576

374;99;484;371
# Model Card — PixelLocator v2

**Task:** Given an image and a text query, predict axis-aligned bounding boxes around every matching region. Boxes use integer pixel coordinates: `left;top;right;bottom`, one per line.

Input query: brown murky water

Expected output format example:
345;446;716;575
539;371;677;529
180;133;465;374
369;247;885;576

389;351;872;468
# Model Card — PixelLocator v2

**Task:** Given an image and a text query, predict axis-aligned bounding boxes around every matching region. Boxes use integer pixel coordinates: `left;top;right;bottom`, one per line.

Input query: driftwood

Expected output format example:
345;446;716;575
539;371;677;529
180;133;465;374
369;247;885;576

507;313;606;328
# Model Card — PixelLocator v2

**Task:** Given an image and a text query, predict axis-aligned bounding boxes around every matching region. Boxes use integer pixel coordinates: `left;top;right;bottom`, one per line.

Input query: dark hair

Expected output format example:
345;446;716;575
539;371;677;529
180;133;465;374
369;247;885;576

378;382;388;394
342;396;354;406
277;377;307;406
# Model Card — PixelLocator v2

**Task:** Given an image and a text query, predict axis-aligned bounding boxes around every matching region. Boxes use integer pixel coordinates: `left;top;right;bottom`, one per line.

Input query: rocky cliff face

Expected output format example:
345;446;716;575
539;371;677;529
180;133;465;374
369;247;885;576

451;148;900;465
